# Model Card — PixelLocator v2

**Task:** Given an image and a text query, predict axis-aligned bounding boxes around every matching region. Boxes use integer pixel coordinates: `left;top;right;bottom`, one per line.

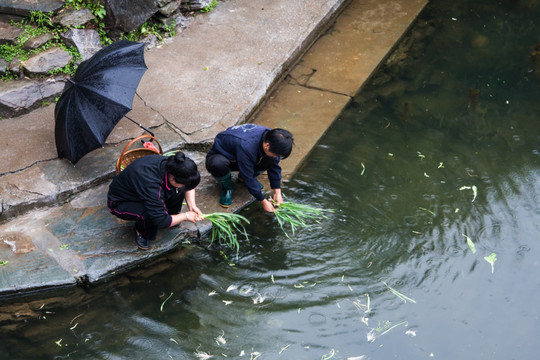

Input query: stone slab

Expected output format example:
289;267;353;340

0;0;64;17
254;83;351;178
137;0;349;141
297;0;428;97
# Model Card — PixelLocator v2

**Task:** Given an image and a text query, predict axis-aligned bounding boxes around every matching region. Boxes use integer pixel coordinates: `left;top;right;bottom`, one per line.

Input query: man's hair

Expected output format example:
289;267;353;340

264;128;294;159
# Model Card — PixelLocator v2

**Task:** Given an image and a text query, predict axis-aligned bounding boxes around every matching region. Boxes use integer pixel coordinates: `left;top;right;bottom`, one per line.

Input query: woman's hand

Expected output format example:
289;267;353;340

184;210;201;223
189;205;202;217
185;189;202;217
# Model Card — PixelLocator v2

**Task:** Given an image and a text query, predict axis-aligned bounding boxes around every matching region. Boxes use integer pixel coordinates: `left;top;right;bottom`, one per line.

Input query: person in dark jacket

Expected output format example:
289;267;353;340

107;152;202;250
205;124;294;212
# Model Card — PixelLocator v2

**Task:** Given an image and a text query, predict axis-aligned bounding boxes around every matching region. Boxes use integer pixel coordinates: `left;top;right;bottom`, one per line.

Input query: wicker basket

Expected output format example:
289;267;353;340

115;135;163;174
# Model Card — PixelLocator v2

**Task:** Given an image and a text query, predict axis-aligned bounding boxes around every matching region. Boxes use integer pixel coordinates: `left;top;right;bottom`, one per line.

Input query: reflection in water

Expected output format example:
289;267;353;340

2;0;540;359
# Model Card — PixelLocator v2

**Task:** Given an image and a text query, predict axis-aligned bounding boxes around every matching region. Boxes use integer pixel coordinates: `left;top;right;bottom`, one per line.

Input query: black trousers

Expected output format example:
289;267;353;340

107;196;184;241
205;147;274;177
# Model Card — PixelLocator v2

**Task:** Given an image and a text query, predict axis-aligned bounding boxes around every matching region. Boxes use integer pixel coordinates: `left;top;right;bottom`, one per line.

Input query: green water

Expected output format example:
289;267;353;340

3;0;540;359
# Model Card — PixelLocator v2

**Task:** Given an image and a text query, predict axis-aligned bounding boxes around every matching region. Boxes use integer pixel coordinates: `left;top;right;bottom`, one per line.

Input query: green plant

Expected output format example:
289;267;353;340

28;10;53;28
202;212;250;256
163;19;177;37
273;201;333;239
87;2;106;20
200;0;219;13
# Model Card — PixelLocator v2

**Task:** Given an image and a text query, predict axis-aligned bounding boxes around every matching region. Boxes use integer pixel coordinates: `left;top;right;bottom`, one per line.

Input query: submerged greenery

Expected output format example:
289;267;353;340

273;201;333;239
202;212;250;256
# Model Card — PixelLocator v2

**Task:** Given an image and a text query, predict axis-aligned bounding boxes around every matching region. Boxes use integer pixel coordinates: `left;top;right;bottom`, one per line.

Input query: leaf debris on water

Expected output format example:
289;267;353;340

321;348;336;360
222;300;233;305
160;292;173;312
361;162;366;175
382;281;416;303
194;348;213;359
226;284;238;292
252;293;265;304
377;320;408;337
463;234;476;254
484;253;497;273
208;290;217;296
405;329;417;337
459;185;478;202
215;331;226;345
279;344;290;354
418;207;436;216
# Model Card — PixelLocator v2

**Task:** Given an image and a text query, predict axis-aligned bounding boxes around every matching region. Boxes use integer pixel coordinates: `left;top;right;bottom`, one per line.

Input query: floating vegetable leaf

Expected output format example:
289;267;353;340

160;292;173;312
382;281;416;303
418;207;435;216
484;253;497;273
463;234;476;254
0;261;8;266
459;185;478;202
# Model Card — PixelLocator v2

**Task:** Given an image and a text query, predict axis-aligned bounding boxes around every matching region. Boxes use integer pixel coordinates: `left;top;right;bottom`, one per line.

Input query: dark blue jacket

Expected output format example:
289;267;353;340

107;155;192;228
213;124;281;201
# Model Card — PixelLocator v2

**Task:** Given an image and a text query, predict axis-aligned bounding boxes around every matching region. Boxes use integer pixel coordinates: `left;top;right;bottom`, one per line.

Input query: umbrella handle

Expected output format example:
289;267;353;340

124;115;154;137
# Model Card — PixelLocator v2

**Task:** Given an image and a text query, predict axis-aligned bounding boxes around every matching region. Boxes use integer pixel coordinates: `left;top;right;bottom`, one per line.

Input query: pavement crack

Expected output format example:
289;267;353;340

0;157;59;178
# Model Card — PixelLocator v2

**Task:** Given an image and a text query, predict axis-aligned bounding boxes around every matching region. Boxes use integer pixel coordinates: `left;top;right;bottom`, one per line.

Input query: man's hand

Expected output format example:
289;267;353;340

261;198;275;213
272;188;283;206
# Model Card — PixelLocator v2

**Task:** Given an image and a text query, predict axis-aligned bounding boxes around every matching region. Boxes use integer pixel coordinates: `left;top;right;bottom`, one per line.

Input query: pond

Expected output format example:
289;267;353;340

3;0;540;358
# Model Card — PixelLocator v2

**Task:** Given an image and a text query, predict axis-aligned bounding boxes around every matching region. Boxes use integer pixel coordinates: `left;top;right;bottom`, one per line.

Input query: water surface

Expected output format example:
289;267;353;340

3;0;540;359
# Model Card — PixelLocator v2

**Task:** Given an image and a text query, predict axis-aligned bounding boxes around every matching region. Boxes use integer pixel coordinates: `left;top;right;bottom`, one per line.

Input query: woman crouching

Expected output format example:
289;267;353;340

107;152;202;250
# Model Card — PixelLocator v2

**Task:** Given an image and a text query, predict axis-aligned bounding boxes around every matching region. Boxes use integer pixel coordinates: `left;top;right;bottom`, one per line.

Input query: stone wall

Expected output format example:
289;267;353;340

0;0;216;118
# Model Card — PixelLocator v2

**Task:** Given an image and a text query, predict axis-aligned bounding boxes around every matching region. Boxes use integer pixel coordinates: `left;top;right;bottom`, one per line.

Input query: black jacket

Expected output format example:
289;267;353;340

107;155;192;228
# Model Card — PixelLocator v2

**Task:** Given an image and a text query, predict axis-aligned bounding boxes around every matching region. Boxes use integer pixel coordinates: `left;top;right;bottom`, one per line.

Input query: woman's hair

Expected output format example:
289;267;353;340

264;128;294;159
165;152;200;189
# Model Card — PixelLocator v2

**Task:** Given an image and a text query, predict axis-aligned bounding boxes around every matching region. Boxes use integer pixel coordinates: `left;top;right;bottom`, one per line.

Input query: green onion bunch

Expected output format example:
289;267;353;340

273;201;332;239
202;212;250;255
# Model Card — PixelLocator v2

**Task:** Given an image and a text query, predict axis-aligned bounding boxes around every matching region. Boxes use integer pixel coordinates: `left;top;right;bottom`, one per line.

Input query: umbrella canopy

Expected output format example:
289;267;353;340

54;39;148;164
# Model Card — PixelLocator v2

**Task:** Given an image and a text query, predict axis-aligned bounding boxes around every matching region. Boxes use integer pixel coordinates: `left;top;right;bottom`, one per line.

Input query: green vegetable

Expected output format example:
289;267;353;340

202;212;250;256
273;201;332;239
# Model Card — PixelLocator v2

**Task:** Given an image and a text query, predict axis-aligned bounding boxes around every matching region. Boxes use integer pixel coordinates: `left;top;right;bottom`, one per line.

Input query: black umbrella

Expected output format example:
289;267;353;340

55;39;152;164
